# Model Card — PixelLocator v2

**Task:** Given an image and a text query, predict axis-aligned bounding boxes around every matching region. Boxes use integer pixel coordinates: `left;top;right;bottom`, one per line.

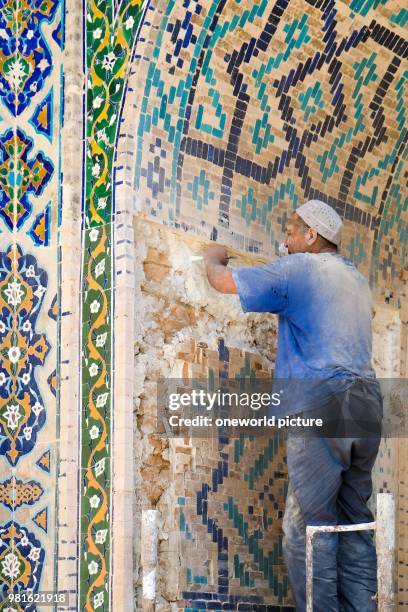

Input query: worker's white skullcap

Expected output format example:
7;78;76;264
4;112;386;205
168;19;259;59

295;200;343;245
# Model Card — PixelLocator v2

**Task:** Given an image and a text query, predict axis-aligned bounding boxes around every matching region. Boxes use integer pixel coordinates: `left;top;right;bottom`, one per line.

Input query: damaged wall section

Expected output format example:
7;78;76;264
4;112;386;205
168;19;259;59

132;215;407;609
133;216;293;609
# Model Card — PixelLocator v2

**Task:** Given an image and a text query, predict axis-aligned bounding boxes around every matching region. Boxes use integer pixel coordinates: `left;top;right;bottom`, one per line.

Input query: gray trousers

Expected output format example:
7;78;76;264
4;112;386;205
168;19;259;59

282;379;382;611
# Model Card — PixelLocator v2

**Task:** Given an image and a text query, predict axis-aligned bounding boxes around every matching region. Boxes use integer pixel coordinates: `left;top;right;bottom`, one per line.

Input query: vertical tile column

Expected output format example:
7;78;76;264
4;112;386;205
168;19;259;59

79;0;143;609
0;0;64;603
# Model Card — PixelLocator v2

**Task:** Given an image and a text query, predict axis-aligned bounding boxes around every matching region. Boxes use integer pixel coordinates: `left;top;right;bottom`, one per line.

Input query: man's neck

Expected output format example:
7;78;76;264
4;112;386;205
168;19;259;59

316;247;338;254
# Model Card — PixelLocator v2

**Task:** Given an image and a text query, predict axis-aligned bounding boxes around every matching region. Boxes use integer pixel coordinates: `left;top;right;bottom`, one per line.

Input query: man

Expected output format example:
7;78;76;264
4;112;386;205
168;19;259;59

204;200;382;611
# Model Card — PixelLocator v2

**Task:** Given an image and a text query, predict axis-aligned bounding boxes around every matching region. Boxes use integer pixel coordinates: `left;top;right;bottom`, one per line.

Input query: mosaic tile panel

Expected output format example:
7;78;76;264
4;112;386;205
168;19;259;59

116;2;407;608
0;0;60;116
0;0;64;603
1;0;404;608
80;0;144;608
0;128;54;234
0;245;50;466
173;338;294;610
124;0;407;306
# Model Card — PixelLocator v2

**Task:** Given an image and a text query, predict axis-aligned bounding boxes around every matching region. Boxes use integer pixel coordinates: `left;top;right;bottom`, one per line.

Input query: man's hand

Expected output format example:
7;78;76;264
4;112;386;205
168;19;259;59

204;245;229;266
203;244;237;294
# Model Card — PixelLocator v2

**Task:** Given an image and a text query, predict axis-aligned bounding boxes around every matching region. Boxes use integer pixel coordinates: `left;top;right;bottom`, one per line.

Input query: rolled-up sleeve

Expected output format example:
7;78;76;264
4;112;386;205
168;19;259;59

231;260;288;314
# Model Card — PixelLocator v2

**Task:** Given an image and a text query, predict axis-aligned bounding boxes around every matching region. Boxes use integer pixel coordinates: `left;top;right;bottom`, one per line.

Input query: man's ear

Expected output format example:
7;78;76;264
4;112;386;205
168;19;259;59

306;228;318;245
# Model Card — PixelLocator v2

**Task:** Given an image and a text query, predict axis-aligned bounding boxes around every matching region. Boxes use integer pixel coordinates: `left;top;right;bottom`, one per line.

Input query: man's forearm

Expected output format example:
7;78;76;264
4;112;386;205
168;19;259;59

206;261;237;294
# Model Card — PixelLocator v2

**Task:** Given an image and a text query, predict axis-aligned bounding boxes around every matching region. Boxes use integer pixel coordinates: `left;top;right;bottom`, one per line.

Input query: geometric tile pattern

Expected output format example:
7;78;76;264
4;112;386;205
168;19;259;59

32;506;48;533
115;1;407;609
0;475;44;511
174;339;294;609
0;0;404;609
35;449;51;474
27;202;51;247
131;0;407;307
29;90;54;142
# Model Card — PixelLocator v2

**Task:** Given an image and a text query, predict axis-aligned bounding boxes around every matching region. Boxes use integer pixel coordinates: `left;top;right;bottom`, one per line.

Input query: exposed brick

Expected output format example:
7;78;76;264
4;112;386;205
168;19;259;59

145;246;171;266
143;261;171;282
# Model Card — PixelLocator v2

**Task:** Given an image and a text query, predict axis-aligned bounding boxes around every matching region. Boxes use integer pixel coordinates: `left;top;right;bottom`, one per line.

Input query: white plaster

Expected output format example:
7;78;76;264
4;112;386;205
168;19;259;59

143;569;157;600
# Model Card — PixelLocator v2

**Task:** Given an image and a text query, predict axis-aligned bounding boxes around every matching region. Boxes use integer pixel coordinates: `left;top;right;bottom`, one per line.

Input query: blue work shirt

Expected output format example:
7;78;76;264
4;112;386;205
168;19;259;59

231;252;376;413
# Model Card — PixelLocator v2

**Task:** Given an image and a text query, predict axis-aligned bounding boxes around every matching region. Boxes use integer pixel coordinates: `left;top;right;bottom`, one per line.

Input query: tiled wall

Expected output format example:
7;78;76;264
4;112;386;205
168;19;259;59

0;0;144;608
132;215;406;610
0;0;64;602
0;0;406;610
119;0;407;304
172;346;292;611
119;1;407;609
80;0;143;607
